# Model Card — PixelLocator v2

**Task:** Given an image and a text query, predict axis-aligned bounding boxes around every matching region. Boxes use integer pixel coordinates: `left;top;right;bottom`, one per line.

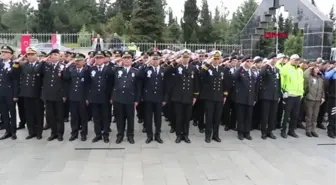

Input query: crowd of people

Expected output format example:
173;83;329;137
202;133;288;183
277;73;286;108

0;45;335;144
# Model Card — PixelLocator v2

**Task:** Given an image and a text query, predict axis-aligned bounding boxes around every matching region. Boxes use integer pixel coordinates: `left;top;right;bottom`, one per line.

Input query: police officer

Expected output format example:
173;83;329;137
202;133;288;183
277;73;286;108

0;45;20;140
103;50;115;131
166;50;200;143
42;49;67;141
259;53;281;139
199;51;228;143
17;53;27;130
111;51;140;144
233;55;257;140
63;53;89;141
251;56;263;130
18;48;44;140
62;51;74;123
111;50;122;123
87;51;113;143
139;51;166;144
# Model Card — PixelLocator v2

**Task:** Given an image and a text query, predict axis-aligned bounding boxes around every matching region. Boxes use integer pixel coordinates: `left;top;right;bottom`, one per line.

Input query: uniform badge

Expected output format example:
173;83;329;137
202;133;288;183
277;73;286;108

37;74;40;76
191;71;194;78
275;73;279;79
178;67;183;74
117;70;123;78
81;77;84;82
7;68;11;72
220;72;224;79
208;69;213;76
196;65;199;69
132;73;135;77
91;70;96;77
161;72;164;77
230;68;235;74
147;70;152;78
59;65;64;71
312;78;316;84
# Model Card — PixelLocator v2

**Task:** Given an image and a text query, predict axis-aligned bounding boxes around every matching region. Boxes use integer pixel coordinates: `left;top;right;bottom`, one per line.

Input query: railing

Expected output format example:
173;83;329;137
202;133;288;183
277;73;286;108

0;33;242;54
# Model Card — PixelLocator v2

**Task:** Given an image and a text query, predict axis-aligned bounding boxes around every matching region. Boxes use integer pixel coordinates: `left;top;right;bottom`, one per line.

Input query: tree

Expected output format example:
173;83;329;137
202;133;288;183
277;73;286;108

78;25;91;47
213;6;220;23
182;0;199;42
36;0;53;32
284;34;303;56
277;13;285;52
168;7;174;25
198;0;213;43
114;0;134;21
330;5;336;47
212;6;230;44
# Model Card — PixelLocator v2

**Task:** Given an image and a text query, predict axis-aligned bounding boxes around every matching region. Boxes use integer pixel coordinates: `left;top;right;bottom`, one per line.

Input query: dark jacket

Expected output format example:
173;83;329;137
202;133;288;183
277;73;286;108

63;65;90;102
232;66;258;106
0;60;20;98
258;64;281;101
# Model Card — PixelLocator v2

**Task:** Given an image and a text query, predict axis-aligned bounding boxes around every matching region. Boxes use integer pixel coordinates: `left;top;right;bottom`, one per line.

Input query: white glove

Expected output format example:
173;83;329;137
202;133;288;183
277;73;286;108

283;92;288;99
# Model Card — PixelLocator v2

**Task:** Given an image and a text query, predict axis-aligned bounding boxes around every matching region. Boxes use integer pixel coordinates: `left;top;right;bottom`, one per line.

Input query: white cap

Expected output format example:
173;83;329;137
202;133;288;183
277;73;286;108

290;54;300;60
276;53;285;59
253;56;261;61
263;58;268;63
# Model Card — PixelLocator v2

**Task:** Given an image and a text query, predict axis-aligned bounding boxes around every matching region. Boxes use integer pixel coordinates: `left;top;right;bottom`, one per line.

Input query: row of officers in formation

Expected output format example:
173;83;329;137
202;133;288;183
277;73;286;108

0;45;335;144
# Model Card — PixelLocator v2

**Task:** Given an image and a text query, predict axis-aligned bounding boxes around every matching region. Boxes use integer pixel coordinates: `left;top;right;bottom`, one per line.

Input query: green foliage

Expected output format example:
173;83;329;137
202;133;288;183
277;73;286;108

198;0;213;43
182;0;199;42
284;34;303;57
78;25;91;47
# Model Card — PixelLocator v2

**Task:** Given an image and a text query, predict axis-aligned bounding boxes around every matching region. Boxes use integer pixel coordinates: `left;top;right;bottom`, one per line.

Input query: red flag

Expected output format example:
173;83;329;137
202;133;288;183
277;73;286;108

20;34;31;54
51;34;57;49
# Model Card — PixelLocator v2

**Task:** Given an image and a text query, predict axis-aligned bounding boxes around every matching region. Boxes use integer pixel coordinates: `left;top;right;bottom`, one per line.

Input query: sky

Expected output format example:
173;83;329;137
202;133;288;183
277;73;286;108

2;0;335;20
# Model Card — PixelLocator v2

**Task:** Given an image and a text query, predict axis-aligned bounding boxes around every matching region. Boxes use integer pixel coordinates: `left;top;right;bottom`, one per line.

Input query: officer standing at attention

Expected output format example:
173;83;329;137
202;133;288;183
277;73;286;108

0;45;20;140
63;53;89;141
138;51;166;144
111;51;140;144
42;49;67;141
87;51;112;143
324;64;336;138
199;51;229;143
233;55;257;140
166;50;200;143
103;50;114;131
17;48;44;140
259;53;281;140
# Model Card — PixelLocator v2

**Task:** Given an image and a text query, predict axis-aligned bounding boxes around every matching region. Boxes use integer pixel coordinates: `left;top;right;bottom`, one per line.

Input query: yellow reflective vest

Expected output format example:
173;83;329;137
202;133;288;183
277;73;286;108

280;63;304;96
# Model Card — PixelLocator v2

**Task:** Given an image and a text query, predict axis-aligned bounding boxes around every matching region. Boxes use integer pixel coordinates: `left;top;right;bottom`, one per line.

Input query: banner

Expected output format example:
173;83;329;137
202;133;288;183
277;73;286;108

51;34;61;49
20;34;31;54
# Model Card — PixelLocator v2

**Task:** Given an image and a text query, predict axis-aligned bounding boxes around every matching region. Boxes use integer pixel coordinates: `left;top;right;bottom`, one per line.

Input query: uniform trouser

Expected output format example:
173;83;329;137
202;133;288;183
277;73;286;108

174;102;192;136
252;101;261;129
222;98;236;128
298;98;306;125
168;102;176;129
281;96;301;133
277;97;284;127
63;100;69;120
91;103;109;137
114;102;134;137
327;97;336;134
260;100;278;134
70;101;88;137
0;96;16;135
163;103;169;120
317;101;328;125
194;99;205;130
87;104;92;121
144;102;162;138
235;103;253;133
136;102;144;121
205;100;223;138
45;100;64;137
18;97;26;125
304;100;320;133
107;103;112;125
24;97;43;137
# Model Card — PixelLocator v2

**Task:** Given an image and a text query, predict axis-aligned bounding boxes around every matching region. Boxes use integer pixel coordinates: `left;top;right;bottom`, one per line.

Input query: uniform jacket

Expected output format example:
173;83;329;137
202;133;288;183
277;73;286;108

258;64;281;101
199;64;229;102
138;65;167;103
111;66;141;104
19;61;43;98
165;64;200;104
232;66;258;106
304;69;325;101
63;65;90;102
41;62;66;102
87;65;113;104
0;60;20;98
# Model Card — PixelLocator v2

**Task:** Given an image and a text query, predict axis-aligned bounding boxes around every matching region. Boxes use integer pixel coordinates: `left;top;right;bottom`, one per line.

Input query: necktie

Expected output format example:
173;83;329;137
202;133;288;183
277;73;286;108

77;69;80;74
98;67;102;71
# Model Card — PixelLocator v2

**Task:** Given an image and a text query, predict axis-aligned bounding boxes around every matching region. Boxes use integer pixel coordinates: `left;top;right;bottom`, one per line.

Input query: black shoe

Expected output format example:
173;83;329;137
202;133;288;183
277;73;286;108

288;131;299;138
69;135;78;141
317;123;326;130
327;133;336;139
17;124;25;130
138;119;143;123
142;127;146;133
267;133;276;139
57;136;63;141
64;118;69;122
311;132;319;137
108;128;112;132
43;124;50;130
193;121;198;126
205;138;211;143
281;131;287;138
212;136;221;143
244;134;252;140
184;136;191;143
112;118;117;123
224;126;230;131
26;135;36;140
81;136;87;141
92;136;102;143
306;132;312;137
170;128;175;133
165;118;169;122
261;133;267;140
11;134;17;140
199;129;205;133
103;136;109;143
238;133;244;140
127;136;135;144
146;137;153;144
175;136;182;143
297;122;305;129
154;136;163;144
47;135;57;141
116;136;123;144
37;136;42;140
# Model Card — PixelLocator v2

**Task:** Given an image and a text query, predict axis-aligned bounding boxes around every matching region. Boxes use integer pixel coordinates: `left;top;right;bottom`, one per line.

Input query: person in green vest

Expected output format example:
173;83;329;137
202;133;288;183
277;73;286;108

279;54;304;139
275;53;288;129
128;42;137;53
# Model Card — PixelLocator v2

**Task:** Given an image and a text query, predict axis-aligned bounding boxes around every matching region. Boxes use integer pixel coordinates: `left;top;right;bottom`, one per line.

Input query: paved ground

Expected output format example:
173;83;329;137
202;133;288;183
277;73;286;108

0;121;335;185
